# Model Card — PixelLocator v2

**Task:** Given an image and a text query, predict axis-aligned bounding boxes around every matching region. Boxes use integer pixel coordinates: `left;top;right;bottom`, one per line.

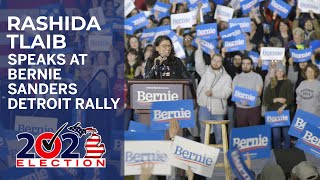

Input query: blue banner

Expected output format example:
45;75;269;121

230;125;272;159
151;2;171;20
167;31;186;59
151;100;195;130
223;34;246;52
296;124;320;158
265;110;291;127
152;25;172;41
188;0;211;14
170;0;187;3
125;12;149;31
310;40;320;52
196;23;218;39
240;0;259;14
227;148;255;180
262;61;270;71
232;86;258;107
228;17;251;33
248;51;259;66
219;25;242;40
290;48;312;63
268;0;292;19
124;131;165;140
192;38;219;55
140;28;156;42
128;121;149;132
288;109;320;138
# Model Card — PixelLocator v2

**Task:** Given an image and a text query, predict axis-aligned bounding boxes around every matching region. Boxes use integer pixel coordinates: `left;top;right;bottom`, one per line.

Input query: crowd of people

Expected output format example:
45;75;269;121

125;0;320;179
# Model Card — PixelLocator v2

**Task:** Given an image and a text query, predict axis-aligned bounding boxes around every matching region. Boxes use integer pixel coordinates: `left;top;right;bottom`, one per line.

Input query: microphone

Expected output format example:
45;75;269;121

155;59;161;79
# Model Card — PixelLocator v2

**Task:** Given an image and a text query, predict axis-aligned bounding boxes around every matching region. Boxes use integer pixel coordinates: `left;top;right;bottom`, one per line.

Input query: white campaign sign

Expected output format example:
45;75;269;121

88;35;113;51
125;0;136;17
214;5;234;22
170;10;197;30
89;7;106;25
14;116;58;134
298;0;320;14
124;141;172;176
169;136;220;178
260;47;285;60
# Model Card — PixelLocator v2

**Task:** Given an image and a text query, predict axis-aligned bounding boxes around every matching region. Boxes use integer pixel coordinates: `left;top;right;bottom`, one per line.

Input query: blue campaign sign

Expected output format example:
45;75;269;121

230;125;272;159
125;12;149;31
151;100;195;130
227;148;255;180
223;34;246;52
192;38;219;55
196;23;218;39
170;0;187;3
288;109;320;138
268;0;292;19
151;2;171;20
140;28;156;41
152;25;171;41
124;21;135;35
240;0;259;14
310;40;320;52
262;60;270;71
290;48;312;63
188;0;211;14
124;131;165;140
265;110;291;127
228;17;251;33
213;0;224;5
232;86;258;107
296;124;320;159
128;121;149;132
219;25;242;40
248;51;259;66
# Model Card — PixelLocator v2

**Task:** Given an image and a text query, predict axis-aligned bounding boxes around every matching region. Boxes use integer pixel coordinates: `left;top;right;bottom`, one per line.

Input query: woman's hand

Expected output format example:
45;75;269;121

169;118;180;139
140;163;154;180
186;166;194;180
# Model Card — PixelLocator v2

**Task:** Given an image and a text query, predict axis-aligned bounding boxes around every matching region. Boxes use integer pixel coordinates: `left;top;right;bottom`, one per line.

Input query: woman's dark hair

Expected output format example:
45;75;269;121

158;17;170;26
143;44;153;54
278;19;291;33
124;48;141;77
150;35;175;61
127;35;142;52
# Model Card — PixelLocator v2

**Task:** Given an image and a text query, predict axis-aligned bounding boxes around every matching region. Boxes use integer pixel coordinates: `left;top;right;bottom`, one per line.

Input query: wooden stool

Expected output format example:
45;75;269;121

202;120;231;180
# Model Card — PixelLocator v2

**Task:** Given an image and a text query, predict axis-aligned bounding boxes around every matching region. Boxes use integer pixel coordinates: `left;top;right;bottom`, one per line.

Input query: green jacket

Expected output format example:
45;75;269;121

263;79;294;111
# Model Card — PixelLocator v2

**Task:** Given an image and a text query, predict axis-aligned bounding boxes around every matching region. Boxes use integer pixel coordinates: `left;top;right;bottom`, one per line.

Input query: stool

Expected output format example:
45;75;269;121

202;120;231;180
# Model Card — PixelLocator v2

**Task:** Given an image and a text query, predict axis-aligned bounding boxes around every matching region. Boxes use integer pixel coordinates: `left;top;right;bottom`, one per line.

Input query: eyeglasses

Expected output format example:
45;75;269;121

184;38;193;41
160;44;171;49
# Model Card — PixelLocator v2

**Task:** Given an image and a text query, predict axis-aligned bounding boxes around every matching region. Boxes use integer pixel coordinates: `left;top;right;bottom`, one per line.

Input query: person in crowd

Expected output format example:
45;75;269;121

232;57;263;127
273;19;293;49
183;33;196;71
222;51;243;130
291;161;319;180
125;48;142;80
288;57;308;99
296;64;320;116
127;35;144;59
263;62;293;149
195;39;232;144
257;164;286;180
144;35;191;79
293;9;320;41
135;45;153;79
288;27;308;50
249;8;264;45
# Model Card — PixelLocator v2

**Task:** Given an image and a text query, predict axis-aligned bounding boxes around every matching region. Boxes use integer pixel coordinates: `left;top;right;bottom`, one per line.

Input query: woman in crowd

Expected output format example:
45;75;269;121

296;64;320;116
144;35;191;79
125;48;142;80
127;35;144;60
263;62;293;149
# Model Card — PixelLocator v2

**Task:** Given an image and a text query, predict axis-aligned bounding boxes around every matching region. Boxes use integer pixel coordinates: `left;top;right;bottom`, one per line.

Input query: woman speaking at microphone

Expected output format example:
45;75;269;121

144;35;191;79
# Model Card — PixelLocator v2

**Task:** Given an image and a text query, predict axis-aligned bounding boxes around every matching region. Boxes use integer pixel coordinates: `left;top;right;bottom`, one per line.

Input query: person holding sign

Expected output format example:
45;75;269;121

263;62;293;149
293;8;320;41
144;35;191;79
296;64;320;117
232;57;263;127
195;39;232;144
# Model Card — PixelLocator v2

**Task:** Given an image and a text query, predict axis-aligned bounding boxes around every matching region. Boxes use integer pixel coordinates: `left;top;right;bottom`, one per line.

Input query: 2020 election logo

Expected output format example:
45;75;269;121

16;122;106;168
